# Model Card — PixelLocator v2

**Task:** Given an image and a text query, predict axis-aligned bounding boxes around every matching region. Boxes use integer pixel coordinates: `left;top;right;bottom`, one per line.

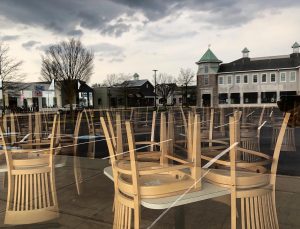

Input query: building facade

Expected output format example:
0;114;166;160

93;74;155;108
1;79;94;111
196;42;300;107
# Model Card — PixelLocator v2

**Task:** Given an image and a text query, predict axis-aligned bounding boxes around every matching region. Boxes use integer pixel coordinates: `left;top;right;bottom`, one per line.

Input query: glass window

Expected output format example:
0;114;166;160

53;97;57;107
218;76;224;85
230;93;240;104
204;65;209;73
253;74;258;83
227;75;232;84
290;71;296;82
244;92;258;104
218;93;228;104
236;75;241;84
89;92;93;107
262;74;267;83
244;75;248;83
280;72;286;82
42;97;47;108
270;73;276;82
204;75;209;85
261;92;277;103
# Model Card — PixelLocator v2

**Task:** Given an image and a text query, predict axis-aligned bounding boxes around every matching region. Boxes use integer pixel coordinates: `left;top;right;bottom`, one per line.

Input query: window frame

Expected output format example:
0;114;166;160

243;74;248;84
252;74;258;83
290;71;296;82
261;73;267;83
204;65;209;73
227;75;232;85
280;72;286;82
218;76;224;85
235;75;241;84
204;75;209;85
270;73;276;83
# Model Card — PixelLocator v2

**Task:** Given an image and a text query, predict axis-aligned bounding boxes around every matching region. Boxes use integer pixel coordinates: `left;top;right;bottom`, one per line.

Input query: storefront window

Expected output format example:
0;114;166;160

230;93;240;104
244;92;258;104
261;92;277;103
218;93;228;104
89;92;93;107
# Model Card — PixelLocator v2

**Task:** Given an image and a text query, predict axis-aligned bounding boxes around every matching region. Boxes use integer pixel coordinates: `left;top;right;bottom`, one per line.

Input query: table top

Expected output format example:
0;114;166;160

76;135;103;140
104;166;231;210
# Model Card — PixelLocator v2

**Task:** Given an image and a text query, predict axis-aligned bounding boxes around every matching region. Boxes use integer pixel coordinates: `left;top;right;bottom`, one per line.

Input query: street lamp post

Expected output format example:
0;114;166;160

153;70;158;108
108;86;111;108
153;69;158;108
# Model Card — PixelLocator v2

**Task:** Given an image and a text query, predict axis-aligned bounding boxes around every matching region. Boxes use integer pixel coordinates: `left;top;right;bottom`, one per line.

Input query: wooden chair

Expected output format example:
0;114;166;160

229;112;290;229
102;112;201;228
2;114;59;225
105;111;161;162
17;112;53;150
204;110;274;188
271;119;296;152
73;112;84;195
72;109;96;195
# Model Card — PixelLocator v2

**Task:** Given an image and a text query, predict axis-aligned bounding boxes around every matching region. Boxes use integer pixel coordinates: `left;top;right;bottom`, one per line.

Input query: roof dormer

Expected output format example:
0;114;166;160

242;47;250;58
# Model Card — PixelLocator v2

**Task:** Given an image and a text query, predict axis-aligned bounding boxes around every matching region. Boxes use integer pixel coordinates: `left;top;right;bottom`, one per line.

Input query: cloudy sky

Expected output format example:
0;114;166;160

0;0;299;84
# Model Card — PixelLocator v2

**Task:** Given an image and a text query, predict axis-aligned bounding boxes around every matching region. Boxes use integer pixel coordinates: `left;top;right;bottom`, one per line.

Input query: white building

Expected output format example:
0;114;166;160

197;42;300;107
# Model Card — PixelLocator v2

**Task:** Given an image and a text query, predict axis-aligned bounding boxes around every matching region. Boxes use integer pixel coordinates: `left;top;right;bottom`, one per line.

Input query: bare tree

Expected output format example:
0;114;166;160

156;73;176;107
102;73;120;87
177;68;195;106
0;42;25;109
117;73;132;108
41;38;94;111
91;83;101;88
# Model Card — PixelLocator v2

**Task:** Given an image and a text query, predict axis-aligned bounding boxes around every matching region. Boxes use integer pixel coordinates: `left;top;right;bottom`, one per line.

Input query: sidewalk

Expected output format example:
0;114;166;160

0;156;299;228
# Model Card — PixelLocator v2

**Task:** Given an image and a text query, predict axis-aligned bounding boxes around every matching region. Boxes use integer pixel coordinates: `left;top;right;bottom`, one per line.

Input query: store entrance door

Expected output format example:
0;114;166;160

202;94;211;107
33;97;39;111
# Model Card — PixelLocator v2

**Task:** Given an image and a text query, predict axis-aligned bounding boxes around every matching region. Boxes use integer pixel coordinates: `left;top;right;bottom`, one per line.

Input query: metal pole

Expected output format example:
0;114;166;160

153;69;158;108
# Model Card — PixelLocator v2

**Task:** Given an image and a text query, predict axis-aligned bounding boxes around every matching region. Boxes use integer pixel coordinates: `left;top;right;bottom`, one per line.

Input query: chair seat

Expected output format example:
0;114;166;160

118;160;199;198
119;171;197;198
204;168;270;189
122;151;161;161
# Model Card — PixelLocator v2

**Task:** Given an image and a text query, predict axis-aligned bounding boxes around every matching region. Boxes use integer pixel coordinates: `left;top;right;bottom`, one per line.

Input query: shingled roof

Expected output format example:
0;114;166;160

120;79;149;87
218;53;300;73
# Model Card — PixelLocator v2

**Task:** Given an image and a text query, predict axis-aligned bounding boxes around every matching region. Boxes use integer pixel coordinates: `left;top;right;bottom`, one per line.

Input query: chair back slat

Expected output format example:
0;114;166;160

1;114;59;225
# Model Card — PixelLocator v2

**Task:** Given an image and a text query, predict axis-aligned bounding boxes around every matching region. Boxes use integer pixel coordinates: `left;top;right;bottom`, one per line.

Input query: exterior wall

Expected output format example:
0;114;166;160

196;62;220;107
93;87;109;108
217;68;300;107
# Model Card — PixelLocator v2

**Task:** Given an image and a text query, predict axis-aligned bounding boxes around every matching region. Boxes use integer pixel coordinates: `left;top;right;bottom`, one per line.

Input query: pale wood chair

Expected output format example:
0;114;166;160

2;114;60;225
271;120;296;152
73;112;83;195
204;110;272;187
105;111;161;162
229;112;290;229
102;112;202;228
17;112;53;150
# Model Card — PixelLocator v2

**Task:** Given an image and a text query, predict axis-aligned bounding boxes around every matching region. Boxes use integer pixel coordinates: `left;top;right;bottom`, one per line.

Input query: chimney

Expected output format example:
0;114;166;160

242;47;250;58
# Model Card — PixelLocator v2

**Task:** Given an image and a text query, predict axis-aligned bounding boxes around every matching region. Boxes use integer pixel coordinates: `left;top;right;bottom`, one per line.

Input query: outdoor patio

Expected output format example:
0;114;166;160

0;156;299;229
0;107;299;228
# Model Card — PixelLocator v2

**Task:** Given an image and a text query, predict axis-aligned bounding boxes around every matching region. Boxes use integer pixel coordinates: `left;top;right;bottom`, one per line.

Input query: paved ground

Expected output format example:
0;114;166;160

0;156;299;229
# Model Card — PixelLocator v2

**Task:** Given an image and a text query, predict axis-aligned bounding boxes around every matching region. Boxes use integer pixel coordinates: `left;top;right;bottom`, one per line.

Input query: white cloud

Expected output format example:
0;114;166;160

0;1;299;85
